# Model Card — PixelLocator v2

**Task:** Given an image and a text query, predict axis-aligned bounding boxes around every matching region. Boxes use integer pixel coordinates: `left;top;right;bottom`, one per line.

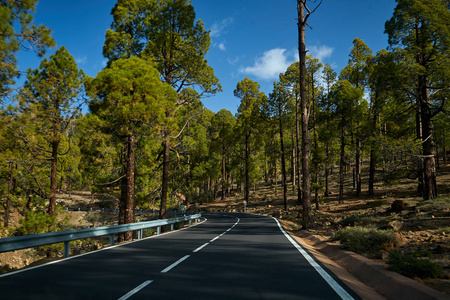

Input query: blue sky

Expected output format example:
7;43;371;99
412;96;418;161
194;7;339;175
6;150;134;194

17;0;397;115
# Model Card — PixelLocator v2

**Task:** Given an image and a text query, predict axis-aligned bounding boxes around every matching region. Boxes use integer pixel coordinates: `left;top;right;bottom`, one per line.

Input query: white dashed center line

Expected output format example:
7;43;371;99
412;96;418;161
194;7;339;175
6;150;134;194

161;255;191;273
118;280;153;300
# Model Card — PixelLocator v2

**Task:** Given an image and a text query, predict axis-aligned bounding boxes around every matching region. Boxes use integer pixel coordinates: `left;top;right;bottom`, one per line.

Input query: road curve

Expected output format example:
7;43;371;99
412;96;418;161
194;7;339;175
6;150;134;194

0;213;360;299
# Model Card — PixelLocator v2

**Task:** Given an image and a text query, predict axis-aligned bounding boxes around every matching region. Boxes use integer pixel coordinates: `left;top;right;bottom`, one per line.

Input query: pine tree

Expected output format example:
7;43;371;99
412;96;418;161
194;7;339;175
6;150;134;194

19;46;85;217
89;56;177;240
0;0;55;94
235;78;266;203
103;0;221;218
385;0;450;200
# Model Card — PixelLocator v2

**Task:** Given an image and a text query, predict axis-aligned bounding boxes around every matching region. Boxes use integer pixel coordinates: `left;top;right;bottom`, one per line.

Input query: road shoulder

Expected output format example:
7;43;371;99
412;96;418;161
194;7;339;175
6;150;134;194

287;231;386;300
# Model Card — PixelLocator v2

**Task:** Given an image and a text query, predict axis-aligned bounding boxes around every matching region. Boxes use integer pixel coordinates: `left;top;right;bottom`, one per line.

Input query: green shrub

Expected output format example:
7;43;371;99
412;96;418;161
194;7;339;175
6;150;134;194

333;227;399;254
339;215;379;227
17;210;59;235
418;196;450;212
388;251;443;279
84;211;101;227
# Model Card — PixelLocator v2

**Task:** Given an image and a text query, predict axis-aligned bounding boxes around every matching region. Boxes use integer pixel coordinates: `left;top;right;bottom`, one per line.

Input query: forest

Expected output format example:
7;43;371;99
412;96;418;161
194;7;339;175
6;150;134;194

0;0;449;243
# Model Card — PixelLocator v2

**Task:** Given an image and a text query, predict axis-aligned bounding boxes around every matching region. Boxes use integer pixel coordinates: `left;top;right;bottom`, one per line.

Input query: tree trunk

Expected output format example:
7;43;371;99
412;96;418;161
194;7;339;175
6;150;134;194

368;146;376;196
279;117;287;211
419;74;437;200
49;100;60;218
244;131;250;202
298;0;312;228
312;80;319;210
291;129;296;191
295;91;302;205
227;157;231;197
356;138;361;196
274;157;278;196
160;140;170;219
325;143;329;197
416;104;424;197
339;124;345;203
444;129;447;166
185;155;191;205
5;161;13;227
368;105;378;196
222;145;226;200
123;134;136;241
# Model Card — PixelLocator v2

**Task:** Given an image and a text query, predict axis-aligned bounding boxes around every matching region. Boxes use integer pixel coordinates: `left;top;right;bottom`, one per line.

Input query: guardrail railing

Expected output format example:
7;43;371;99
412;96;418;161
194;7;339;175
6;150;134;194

0;213;201;258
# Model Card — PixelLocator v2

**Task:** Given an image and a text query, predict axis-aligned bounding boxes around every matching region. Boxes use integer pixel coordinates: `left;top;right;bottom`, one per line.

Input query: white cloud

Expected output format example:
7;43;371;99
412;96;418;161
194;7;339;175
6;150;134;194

76;56;87;65
307;45;333;62
210;17;234;38
218;43;226;51
101;59;108;68
240;48;295;80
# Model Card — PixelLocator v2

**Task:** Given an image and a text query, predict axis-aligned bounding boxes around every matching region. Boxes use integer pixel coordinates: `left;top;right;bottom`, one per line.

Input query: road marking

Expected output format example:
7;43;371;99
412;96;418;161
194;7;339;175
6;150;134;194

161;255;190;273
193;243;209;253
118;280;153;300
210;236;220;242
272;217;354;300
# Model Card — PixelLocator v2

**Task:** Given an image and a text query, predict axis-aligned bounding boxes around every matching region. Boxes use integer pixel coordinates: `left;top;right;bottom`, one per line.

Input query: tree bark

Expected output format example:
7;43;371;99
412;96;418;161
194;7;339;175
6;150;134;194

274;157;278;196
244;131;250;202
356;138;361;196
368;146;376;196
312;76;319;210
124;134;136;241
159;140;170;219
444;129;447;166
222;144;226;200
49;100;60;218
185;155;191;205
298;0;312;228
419;74;438;200
339;124;345;203
295;90;302;205
5;161;13;227
279;116;287;211
291;129;296;191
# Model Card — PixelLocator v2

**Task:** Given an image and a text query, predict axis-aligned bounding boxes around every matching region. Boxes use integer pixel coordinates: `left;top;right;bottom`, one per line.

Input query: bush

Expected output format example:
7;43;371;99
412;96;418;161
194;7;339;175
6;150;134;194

418;196;450;212
17;210;59;235
333;227;399;255
388;250;443;279
339;215;380;227
84;211;101;227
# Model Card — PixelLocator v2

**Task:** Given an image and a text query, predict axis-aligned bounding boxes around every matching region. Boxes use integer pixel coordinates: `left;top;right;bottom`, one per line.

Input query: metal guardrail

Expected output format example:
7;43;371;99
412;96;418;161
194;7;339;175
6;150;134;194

0;213;202;258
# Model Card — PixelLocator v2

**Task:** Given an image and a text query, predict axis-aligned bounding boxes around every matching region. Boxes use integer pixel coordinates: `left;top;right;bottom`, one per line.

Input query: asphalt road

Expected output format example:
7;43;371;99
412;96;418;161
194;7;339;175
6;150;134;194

0;213;360;299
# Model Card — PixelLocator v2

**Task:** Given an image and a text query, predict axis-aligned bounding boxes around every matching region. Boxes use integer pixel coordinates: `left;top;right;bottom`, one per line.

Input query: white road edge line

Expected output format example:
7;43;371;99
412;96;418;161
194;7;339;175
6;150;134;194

161;255;190;273
272;217;354;300
118;280;153;300
193;243;209;253
0;218;207;279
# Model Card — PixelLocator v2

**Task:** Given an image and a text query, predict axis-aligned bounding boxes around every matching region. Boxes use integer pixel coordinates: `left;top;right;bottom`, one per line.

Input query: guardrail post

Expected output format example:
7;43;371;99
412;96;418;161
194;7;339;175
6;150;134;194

157;226;161;235
64;241;70;258
138;229;143;239
110;234;115;246
189;219;192;226
170;224;174;231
